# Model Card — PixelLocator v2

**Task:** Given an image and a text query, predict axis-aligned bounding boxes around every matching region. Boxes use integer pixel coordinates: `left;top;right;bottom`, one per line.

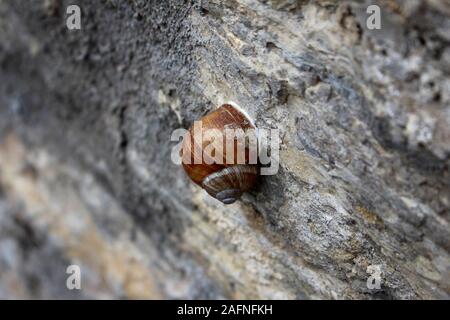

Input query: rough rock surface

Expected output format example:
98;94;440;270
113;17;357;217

0;0;449;299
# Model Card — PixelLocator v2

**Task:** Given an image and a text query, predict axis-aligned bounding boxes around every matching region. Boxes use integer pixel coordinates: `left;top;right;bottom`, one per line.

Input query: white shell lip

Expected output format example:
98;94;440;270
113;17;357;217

223;101;261;156
222;101;260;143
223;101;257;129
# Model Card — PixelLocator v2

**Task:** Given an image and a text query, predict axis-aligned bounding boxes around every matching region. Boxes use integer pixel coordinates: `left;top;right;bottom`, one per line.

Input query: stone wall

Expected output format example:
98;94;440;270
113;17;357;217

0;0;449;299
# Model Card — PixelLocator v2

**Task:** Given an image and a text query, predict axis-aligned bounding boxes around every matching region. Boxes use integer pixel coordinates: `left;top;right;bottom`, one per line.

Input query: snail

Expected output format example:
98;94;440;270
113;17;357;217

181;103;259;204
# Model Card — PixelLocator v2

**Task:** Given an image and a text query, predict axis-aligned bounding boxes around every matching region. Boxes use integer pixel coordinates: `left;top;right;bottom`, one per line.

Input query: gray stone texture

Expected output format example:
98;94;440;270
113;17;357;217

0;0;449;299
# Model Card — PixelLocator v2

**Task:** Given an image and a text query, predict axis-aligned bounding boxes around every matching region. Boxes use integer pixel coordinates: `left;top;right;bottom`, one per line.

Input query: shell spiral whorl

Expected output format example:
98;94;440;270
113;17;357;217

201;165;258;204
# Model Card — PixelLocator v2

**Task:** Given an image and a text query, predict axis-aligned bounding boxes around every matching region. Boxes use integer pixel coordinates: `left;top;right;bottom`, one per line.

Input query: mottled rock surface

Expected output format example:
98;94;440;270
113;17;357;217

0;0;449;299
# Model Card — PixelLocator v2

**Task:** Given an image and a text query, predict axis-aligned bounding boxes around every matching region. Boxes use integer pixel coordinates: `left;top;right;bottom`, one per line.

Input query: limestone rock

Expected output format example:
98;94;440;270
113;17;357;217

0;0;449;299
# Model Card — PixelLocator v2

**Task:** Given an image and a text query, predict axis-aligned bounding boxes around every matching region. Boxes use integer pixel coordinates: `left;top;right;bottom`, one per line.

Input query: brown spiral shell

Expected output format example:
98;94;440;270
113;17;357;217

181;103;258;204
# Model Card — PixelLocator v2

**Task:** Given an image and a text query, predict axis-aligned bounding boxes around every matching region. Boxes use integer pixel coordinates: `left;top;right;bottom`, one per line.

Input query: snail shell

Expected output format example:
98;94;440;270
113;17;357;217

181;103;258;204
